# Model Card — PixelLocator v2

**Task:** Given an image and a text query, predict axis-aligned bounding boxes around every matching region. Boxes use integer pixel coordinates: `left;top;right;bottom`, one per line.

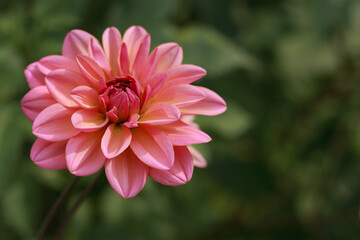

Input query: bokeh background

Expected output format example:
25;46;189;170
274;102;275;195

1;0;360;239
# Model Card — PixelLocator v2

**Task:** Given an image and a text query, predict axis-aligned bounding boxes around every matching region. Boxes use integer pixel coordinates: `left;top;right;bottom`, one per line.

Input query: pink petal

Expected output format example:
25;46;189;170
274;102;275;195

188;146;207;168
45;69;89;108
105;149;148;198
155;43;183;73
179;87;227;116
138;103;180;125
147;72;166;98
164;64;206;87
156;121;211;145
138;47;159;86
118;43;130;76
76;55;105;87
71;109;108;132
122;26;148;69
38;55;79;75
21;86;57;122
24;62;45;88
62;29;95;59
102;27;121;76
89;38;112;77
101;123;132;158
130;125;174;170
71;86;99;110
154;84;205;108
132;34;150;80
30;138;67;170
150;146;193;186
66;130;106;176
33;103;80;141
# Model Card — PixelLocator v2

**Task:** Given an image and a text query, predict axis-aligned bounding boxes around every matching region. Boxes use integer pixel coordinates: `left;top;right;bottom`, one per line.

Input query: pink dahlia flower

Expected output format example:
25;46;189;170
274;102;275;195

21;26;226;198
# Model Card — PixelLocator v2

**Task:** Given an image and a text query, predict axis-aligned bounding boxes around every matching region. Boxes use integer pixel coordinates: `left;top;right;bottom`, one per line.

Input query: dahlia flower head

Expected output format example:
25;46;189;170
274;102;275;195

21;26;226;198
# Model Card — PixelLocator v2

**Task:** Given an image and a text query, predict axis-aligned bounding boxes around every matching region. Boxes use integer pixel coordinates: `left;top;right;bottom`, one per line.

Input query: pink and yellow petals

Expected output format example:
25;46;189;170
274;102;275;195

71;110;109;132
105;149;148;198
101;124;132;159
22;25;226;198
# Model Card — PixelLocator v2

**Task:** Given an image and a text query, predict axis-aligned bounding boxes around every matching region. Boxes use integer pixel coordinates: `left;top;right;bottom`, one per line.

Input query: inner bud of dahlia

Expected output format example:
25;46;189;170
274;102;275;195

99;75;141;123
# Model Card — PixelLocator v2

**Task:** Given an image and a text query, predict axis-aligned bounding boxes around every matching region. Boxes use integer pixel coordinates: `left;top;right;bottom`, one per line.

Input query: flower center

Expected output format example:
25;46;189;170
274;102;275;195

99;75;141;123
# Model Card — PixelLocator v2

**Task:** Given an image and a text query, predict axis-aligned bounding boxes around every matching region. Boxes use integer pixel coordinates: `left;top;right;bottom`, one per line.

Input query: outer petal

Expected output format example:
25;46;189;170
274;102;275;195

45;69;90;108
101;123;132;158
156;121;211;145
122;26;148;69
102;27;121;76
38;55;79;75
71;86;99;110
179;87;227;116
154;84;205;108
150;146;193;186
130;125;174;170
30;139;67;170
66;130;106;176
71;110;109;132
155;43;183;73
62;29;95;59
24;62;45;88
33;103;80;141
164;64;206;87
138;103;180;125
21;86;57;122
105;149;148;198
188;146;207;168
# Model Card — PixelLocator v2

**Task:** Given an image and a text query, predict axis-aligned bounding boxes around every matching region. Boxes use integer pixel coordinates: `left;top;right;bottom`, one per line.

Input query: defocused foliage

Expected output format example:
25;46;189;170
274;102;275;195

0;0;360;239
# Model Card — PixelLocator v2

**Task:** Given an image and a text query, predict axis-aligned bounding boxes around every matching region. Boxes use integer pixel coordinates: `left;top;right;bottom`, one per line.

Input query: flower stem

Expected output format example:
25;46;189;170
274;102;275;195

37;176;80;240
54;170;105;240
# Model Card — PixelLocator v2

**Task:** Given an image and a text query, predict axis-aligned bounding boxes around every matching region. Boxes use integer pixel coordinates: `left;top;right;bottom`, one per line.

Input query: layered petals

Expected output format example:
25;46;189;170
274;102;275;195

21;86;57;122
130;125;174;170
154;84;205;108
24;62;45;88
71;110;109;132
62;29;94;59
105;149;148;198
45;69;89;107
179;87;227;116
30;139;67;170
156;120;211;145
71;86;99;110
150;146;193;186
101;123;132;158
66;130;106;176
22;26;225;198
38;55;79;75
156;43;183;72
32;103;80;141
139;103;180;125
164;64;206;87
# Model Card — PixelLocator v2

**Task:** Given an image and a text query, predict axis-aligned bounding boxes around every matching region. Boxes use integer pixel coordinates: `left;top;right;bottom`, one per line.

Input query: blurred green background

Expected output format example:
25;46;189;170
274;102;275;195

1;0;360;239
